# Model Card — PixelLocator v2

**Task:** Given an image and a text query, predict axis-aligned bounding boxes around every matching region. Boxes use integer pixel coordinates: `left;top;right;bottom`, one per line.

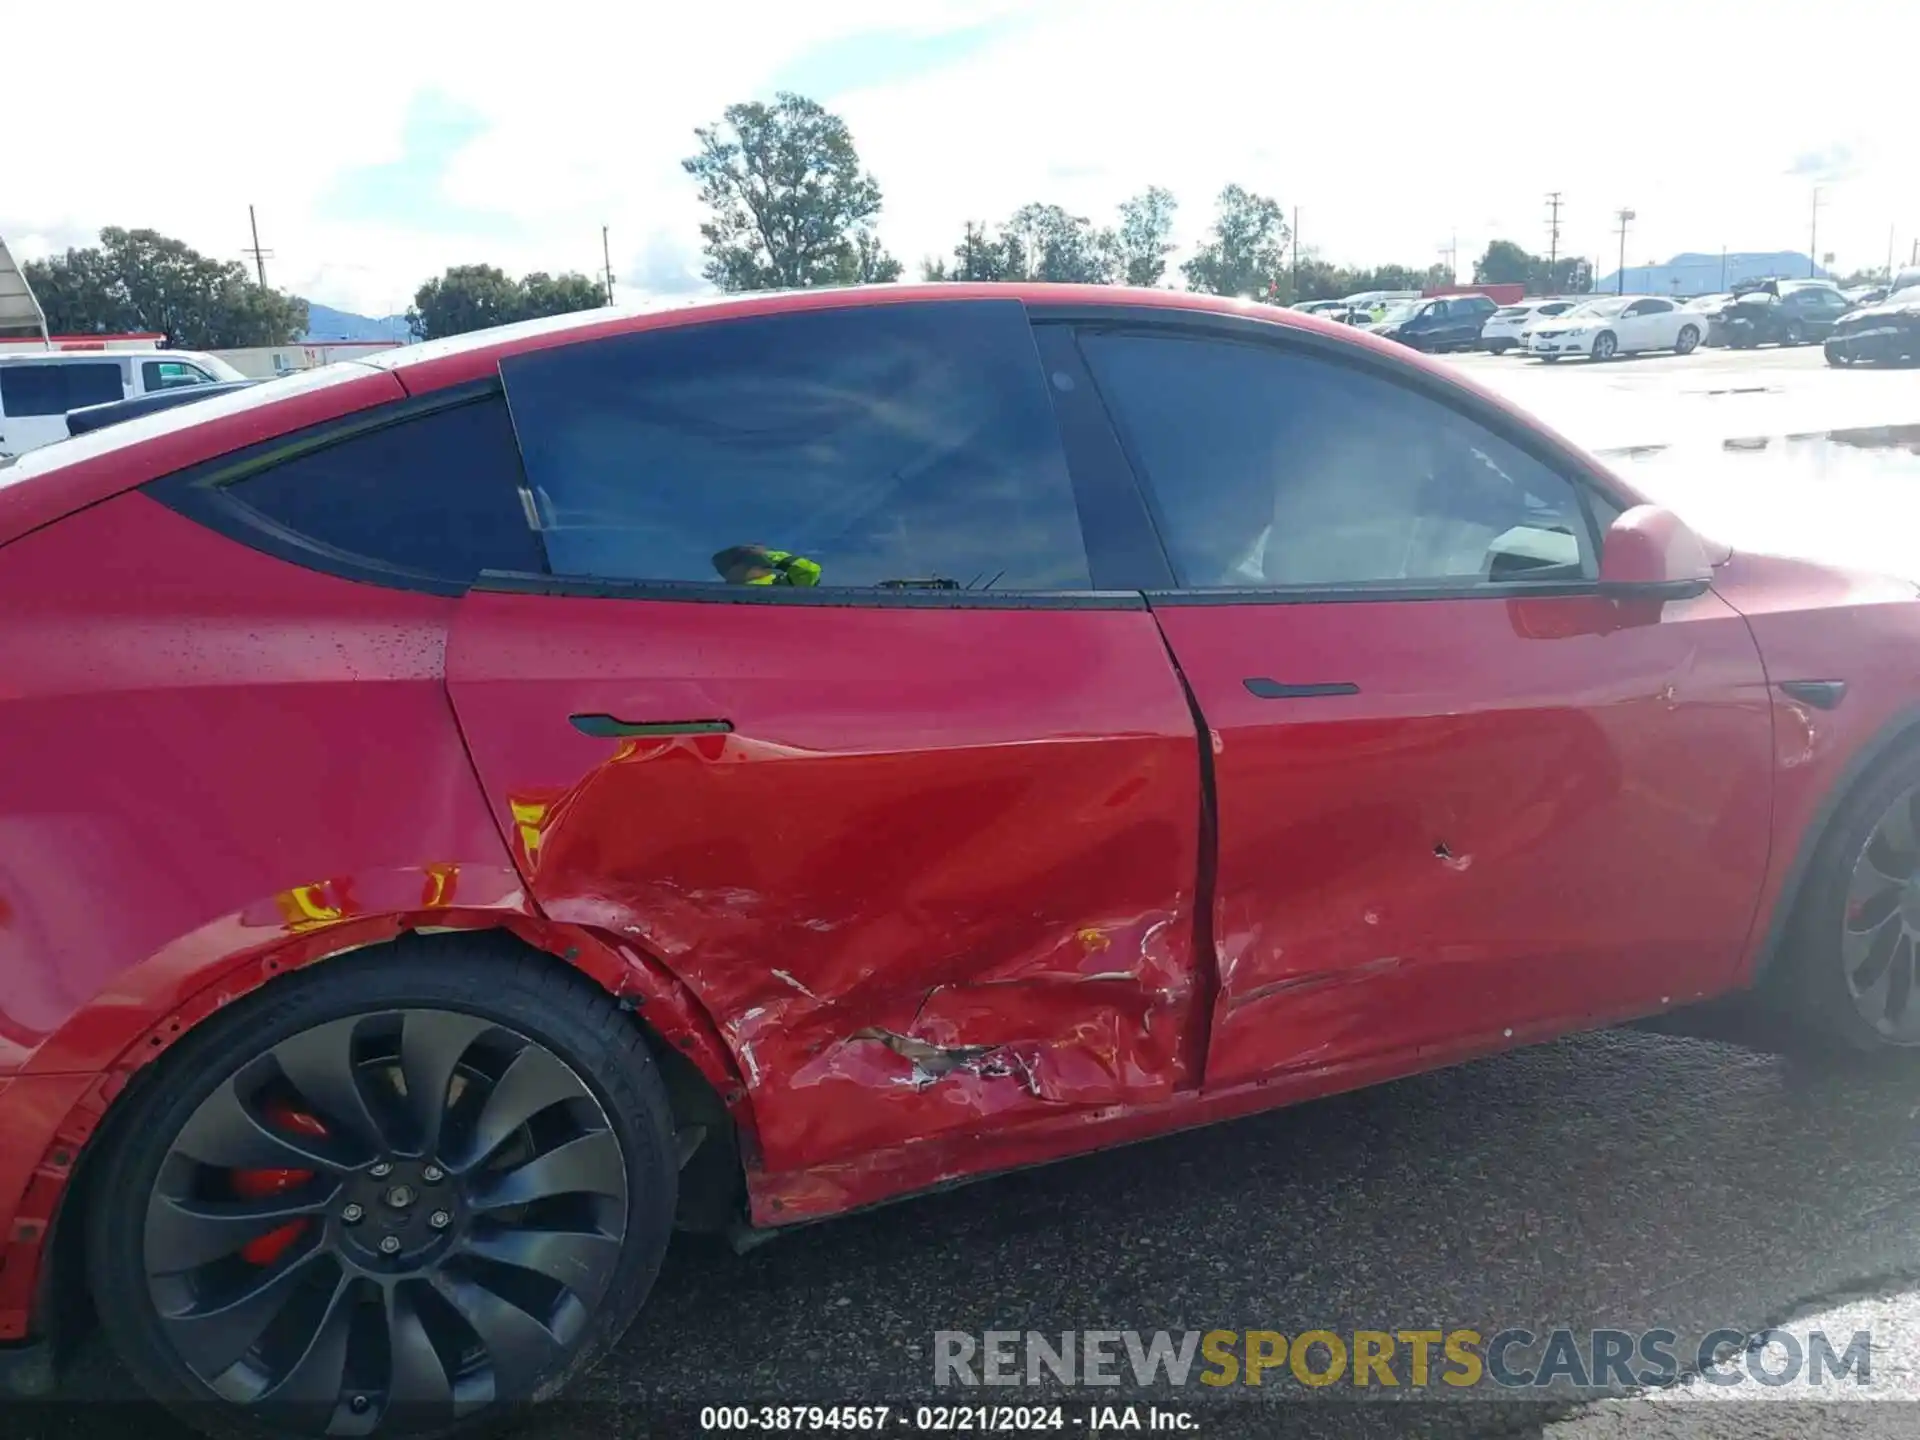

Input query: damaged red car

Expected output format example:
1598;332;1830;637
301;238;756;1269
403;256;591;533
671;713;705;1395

4;283;1920;1437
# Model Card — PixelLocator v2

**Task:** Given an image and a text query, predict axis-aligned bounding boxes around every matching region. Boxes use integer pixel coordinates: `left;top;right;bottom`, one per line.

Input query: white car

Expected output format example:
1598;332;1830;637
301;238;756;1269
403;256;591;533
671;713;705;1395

1480;298;1583;354
0;348;245;458
1526;295;1706;361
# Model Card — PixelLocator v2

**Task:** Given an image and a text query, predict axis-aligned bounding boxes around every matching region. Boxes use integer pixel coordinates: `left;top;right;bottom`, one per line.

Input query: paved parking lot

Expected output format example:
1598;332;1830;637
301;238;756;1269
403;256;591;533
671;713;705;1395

23;343;1920;1440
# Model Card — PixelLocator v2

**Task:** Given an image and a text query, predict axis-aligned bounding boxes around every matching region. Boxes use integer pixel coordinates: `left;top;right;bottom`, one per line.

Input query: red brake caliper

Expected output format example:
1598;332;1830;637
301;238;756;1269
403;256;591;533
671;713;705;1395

231;1101;330;1265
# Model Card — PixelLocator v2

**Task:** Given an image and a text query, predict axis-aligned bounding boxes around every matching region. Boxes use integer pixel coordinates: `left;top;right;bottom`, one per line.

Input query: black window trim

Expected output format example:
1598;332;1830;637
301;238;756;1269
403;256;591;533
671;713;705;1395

143;377;533;598
1030;304;1627;607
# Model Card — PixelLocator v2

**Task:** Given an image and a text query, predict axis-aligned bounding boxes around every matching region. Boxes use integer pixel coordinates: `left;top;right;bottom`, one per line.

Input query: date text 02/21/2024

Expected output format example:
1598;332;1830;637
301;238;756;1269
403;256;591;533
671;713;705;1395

697;1405;1199;1432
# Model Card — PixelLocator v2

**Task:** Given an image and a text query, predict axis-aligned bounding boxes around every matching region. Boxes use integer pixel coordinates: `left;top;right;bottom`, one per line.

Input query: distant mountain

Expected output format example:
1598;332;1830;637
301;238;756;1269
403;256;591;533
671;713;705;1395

299;301;412;343
1592;252;1829;298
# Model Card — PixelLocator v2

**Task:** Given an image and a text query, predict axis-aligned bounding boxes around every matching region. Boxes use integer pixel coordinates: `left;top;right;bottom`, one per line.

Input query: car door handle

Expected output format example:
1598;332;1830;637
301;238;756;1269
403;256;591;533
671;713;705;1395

1243;678;1361;700
568;714;734;738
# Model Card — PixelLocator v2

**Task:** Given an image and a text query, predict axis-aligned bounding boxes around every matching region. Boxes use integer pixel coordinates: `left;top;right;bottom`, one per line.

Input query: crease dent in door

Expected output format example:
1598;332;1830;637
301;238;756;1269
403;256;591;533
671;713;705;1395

508;730;1196;1167
452;601;1206;1176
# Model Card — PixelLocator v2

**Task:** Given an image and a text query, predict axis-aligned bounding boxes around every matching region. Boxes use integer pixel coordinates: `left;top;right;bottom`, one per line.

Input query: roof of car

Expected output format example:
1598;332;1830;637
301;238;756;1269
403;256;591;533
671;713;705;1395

0;282;1628;549
0;347;217;365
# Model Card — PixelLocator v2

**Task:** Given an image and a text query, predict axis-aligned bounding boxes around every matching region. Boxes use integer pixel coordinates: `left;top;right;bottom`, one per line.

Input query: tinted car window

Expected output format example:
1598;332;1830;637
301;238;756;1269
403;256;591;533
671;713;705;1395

1081;331;1595;589
0;361;126;416
217;395;546;584
502;301;1090;591
143;360;215;391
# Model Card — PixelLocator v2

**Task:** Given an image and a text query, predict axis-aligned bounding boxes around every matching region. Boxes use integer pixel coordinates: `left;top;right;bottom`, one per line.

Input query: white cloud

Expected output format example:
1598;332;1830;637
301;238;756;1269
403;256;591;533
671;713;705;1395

2;0;1913;318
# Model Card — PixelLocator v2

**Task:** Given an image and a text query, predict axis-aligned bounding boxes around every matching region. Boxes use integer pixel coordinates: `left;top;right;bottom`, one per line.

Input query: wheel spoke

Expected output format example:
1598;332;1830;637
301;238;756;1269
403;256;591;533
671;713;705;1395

260;1275;354;1409
458;1226;620;1305
1877;794;1920;865
271;1018;390;1160
469;1130;626;1212
399;1011;493;1157
430;1271;564;1398
458;1044;587;1171
1888;937;1916;1024
159;1250;324;1380
172;1078;352;1174
386;1284;456;1409
1843;911;1901;977
146;1192;333;1274
1853;924;1903;1020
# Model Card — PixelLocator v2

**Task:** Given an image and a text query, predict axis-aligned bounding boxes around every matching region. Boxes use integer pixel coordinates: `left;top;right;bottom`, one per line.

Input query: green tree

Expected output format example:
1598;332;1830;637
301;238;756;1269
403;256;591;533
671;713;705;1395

1114;186;1178;286
922;222;1022;281
1182;184;1290;299
407;264;525;340
1006;203;1115;283
520;270;610;318
682;91;890;290
836;231;905;285
407;265;608;340
1289;257;1346;302
1474;239;1534;286
1535;256;1593;294
23;227;306;347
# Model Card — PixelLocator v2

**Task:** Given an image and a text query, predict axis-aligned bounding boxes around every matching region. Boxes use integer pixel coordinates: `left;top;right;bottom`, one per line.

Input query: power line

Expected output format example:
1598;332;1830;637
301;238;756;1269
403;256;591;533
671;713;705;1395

1614;208;1636;295
243;204;274;289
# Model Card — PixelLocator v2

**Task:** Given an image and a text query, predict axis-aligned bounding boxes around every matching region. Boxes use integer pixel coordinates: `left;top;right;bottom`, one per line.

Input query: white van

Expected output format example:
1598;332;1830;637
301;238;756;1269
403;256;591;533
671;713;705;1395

0;349;246;458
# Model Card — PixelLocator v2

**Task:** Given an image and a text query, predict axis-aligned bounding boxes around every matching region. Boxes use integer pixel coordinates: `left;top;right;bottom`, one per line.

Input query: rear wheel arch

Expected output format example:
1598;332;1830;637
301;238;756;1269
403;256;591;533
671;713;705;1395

13;922;752;1354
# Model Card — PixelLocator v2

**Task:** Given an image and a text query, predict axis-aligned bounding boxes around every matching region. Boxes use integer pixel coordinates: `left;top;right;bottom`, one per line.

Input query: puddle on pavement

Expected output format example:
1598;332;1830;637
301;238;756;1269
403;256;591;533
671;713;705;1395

1601;426;1920;582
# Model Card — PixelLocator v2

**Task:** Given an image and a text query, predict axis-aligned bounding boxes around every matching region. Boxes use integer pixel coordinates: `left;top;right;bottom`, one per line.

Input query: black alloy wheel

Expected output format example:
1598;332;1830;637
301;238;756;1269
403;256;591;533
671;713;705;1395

1839;786;1920;1042
89;939;678;1439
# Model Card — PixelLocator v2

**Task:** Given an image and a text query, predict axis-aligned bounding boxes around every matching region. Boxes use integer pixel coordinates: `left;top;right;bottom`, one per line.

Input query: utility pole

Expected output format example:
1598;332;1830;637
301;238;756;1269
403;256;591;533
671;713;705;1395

1545;191;1563;289
1615;208;1635;294
1888;226;1897;283
1438;232;1457;283
1291;207;1299;299
243;205;273;289
601;225;614;305
1809;188;1823;277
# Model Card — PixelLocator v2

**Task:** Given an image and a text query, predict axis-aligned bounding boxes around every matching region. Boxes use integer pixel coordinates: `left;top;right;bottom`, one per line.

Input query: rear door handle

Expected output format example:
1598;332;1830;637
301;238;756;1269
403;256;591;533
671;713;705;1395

1243;678;1361;700
569;714;733;739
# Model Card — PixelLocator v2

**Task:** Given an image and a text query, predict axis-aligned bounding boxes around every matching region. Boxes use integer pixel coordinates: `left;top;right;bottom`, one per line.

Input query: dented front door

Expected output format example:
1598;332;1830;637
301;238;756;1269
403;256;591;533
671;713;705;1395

448;591;1203;1174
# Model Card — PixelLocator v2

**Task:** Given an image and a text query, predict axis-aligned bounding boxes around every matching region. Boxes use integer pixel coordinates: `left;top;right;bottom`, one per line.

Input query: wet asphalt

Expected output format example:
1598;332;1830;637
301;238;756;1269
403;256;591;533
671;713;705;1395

20;344;1920;1440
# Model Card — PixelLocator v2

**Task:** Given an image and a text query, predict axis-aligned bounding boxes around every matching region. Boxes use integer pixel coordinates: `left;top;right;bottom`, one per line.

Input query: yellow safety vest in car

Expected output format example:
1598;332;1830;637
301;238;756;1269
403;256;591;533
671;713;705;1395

712;545;822;586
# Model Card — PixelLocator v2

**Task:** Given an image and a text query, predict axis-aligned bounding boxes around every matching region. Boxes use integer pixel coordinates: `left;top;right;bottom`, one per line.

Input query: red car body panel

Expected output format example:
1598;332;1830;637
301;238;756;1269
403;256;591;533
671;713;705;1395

1153;590;1775;1089
447;591;1204;1178
0;281;1915;1343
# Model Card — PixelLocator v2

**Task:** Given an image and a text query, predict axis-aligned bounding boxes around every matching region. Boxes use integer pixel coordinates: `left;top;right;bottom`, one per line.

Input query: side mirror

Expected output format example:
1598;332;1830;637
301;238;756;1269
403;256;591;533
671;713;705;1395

1598;505;1713;600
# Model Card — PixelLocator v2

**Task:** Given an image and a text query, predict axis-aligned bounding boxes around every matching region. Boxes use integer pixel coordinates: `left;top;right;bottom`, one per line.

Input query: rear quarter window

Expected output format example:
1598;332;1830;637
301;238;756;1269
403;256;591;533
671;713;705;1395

149;392;547;592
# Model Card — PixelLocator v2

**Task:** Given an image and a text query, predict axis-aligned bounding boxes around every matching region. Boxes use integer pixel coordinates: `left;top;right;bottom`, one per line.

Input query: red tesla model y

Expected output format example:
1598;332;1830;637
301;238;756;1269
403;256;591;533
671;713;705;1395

3;284;1918;1437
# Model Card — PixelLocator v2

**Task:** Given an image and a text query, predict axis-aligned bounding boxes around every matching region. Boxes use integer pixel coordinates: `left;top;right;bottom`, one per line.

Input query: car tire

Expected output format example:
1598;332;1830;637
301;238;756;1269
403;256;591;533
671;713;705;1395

84;933;679;1440
1488;340;1513;355
1588;332;1618;361
1770;744;1920;1056
1826;345;1853;367
1674;325;1700;355
1540;354;1560;364
1782;321;1805;347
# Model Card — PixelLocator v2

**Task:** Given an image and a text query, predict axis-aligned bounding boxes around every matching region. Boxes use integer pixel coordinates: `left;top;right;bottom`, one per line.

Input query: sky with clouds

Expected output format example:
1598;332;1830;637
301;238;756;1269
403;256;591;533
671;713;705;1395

4;0;1911;318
